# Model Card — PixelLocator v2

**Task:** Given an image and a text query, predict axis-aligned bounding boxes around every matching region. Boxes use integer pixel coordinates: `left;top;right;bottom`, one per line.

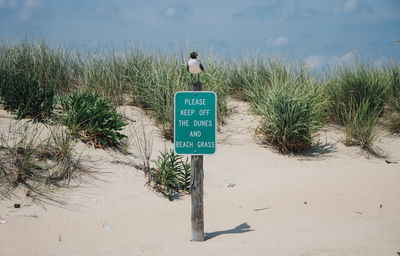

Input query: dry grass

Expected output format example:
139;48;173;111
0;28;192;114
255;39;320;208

126;123;153;180
0;122;87;201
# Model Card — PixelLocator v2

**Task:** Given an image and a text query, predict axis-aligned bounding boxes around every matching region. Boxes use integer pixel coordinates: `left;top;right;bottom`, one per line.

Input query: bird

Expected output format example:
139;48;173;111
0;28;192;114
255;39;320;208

187;51;204;82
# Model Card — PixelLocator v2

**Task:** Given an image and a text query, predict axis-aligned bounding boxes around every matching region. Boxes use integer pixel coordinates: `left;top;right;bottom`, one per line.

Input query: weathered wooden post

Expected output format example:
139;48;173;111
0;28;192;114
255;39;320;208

190;81;204;241
174;82;216;241
175;52;215;241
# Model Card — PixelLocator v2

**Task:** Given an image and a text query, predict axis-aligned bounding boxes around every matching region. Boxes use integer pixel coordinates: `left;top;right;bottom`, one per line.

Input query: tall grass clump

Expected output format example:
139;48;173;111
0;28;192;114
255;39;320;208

0;39;230;139
81;52;129;105
385;62;400;133
229;57;291;115
127;50;187;139
257;73;327;152
60;90;127;148
230;57;326;152
0;38;75;93
0;40;66;119
229;57;270;100
200;53;229;123
125;48;229;139
343;99;381;149
327;63;387;150
0;68;55;120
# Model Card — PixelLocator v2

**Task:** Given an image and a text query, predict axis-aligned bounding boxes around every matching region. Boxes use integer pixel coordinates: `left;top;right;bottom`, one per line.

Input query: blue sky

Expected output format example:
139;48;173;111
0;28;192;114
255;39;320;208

0;0;399;68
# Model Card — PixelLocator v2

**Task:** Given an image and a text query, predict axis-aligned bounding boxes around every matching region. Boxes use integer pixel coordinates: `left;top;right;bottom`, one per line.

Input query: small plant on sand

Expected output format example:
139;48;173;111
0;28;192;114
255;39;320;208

60;90;127;148
257;75;326;152
150;149;190;200
0;123;85;200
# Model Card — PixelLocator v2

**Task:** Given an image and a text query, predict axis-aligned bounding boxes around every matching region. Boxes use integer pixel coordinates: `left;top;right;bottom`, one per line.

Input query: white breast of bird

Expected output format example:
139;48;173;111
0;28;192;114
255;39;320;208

188;59;202;74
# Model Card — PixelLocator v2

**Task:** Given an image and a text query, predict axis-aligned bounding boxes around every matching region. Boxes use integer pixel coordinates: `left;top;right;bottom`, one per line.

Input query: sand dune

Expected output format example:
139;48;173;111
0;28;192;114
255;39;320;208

0;98;399;256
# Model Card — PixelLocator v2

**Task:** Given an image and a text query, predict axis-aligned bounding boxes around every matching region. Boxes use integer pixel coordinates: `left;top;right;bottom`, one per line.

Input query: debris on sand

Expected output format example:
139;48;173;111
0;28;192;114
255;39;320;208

102;222;112;230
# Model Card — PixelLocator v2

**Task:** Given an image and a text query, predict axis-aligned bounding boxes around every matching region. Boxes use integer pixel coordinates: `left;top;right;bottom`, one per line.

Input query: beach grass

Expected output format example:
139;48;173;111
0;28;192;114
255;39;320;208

229;57;291;114
0;39;229;141
385;61;400;133
150;149;191;200
0;38;75;94
124;49;229;138
0;38;398;154
59;90;127;148
230;57;327;152
326;62;387;151
256;66;327;152
0;122;85;200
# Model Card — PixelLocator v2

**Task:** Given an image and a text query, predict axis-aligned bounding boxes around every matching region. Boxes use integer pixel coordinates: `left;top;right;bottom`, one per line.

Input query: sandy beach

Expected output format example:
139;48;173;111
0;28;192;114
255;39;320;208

1;98;399;256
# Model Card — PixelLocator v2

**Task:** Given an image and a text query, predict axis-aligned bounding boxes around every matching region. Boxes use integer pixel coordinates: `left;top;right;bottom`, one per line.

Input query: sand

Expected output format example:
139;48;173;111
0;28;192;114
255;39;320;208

0;98;399;256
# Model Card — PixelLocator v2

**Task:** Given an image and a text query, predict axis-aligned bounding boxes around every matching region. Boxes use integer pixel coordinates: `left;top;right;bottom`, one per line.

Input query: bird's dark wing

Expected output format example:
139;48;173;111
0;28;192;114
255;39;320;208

200;63;204;71
186;64;189;72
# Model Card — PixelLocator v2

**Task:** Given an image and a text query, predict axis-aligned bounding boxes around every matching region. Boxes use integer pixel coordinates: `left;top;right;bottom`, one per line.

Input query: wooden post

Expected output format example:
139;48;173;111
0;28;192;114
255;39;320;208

190;81;204;241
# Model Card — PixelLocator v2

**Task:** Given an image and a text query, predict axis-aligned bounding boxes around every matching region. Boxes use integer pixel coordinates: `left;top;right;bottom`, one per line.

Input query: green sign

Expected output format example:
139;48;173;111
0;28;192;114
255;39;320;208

174;91;217;155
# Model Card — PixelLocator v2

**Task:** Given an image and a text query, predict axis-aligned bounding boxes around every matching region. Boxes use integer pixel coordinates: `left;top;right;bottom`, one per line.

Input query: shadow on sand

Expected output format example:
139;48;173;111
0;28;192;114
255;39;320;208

205;222;254;240
296;142;337;160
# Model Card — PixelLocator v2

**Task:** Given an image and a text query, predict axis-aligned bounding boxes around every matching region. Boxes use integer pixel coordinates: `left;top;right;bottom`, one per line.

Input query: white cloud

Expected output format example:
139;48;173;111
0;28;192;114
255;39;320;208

341;0;358;13
305;55;326;69
159;3;193;20
271;36;289;47
164;7;176;18
19;0;44;21
341;51;355;63
0;0;16;8
329;51;355;65
94;3;119;18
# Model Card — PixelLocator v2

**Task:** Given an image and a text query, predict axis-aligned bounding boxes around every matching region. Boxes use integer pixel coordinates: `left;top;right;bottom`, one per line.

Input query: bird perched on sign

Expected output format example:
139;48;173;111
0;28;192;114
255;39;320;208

187;51;204;82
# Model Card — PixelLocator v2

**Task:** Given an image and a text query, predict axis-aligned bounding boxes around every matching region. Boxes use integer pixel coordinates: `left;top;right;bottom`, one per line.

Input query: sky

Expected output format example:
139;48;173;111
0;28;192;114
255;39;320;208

0;0;399;68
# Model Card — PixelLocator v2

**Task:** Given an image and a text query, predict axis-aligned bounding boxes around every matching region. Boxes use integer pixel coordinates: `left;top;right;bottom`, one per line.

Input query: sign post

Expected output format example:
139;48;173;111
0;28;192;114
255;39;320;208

174;81;216;241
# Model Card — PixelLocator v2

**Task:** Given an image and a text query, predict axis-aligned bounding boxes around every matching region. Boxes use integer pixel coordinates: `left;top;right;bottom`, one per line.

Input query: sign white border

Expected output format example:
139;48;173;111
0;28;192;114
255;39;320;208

174;91;217;155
